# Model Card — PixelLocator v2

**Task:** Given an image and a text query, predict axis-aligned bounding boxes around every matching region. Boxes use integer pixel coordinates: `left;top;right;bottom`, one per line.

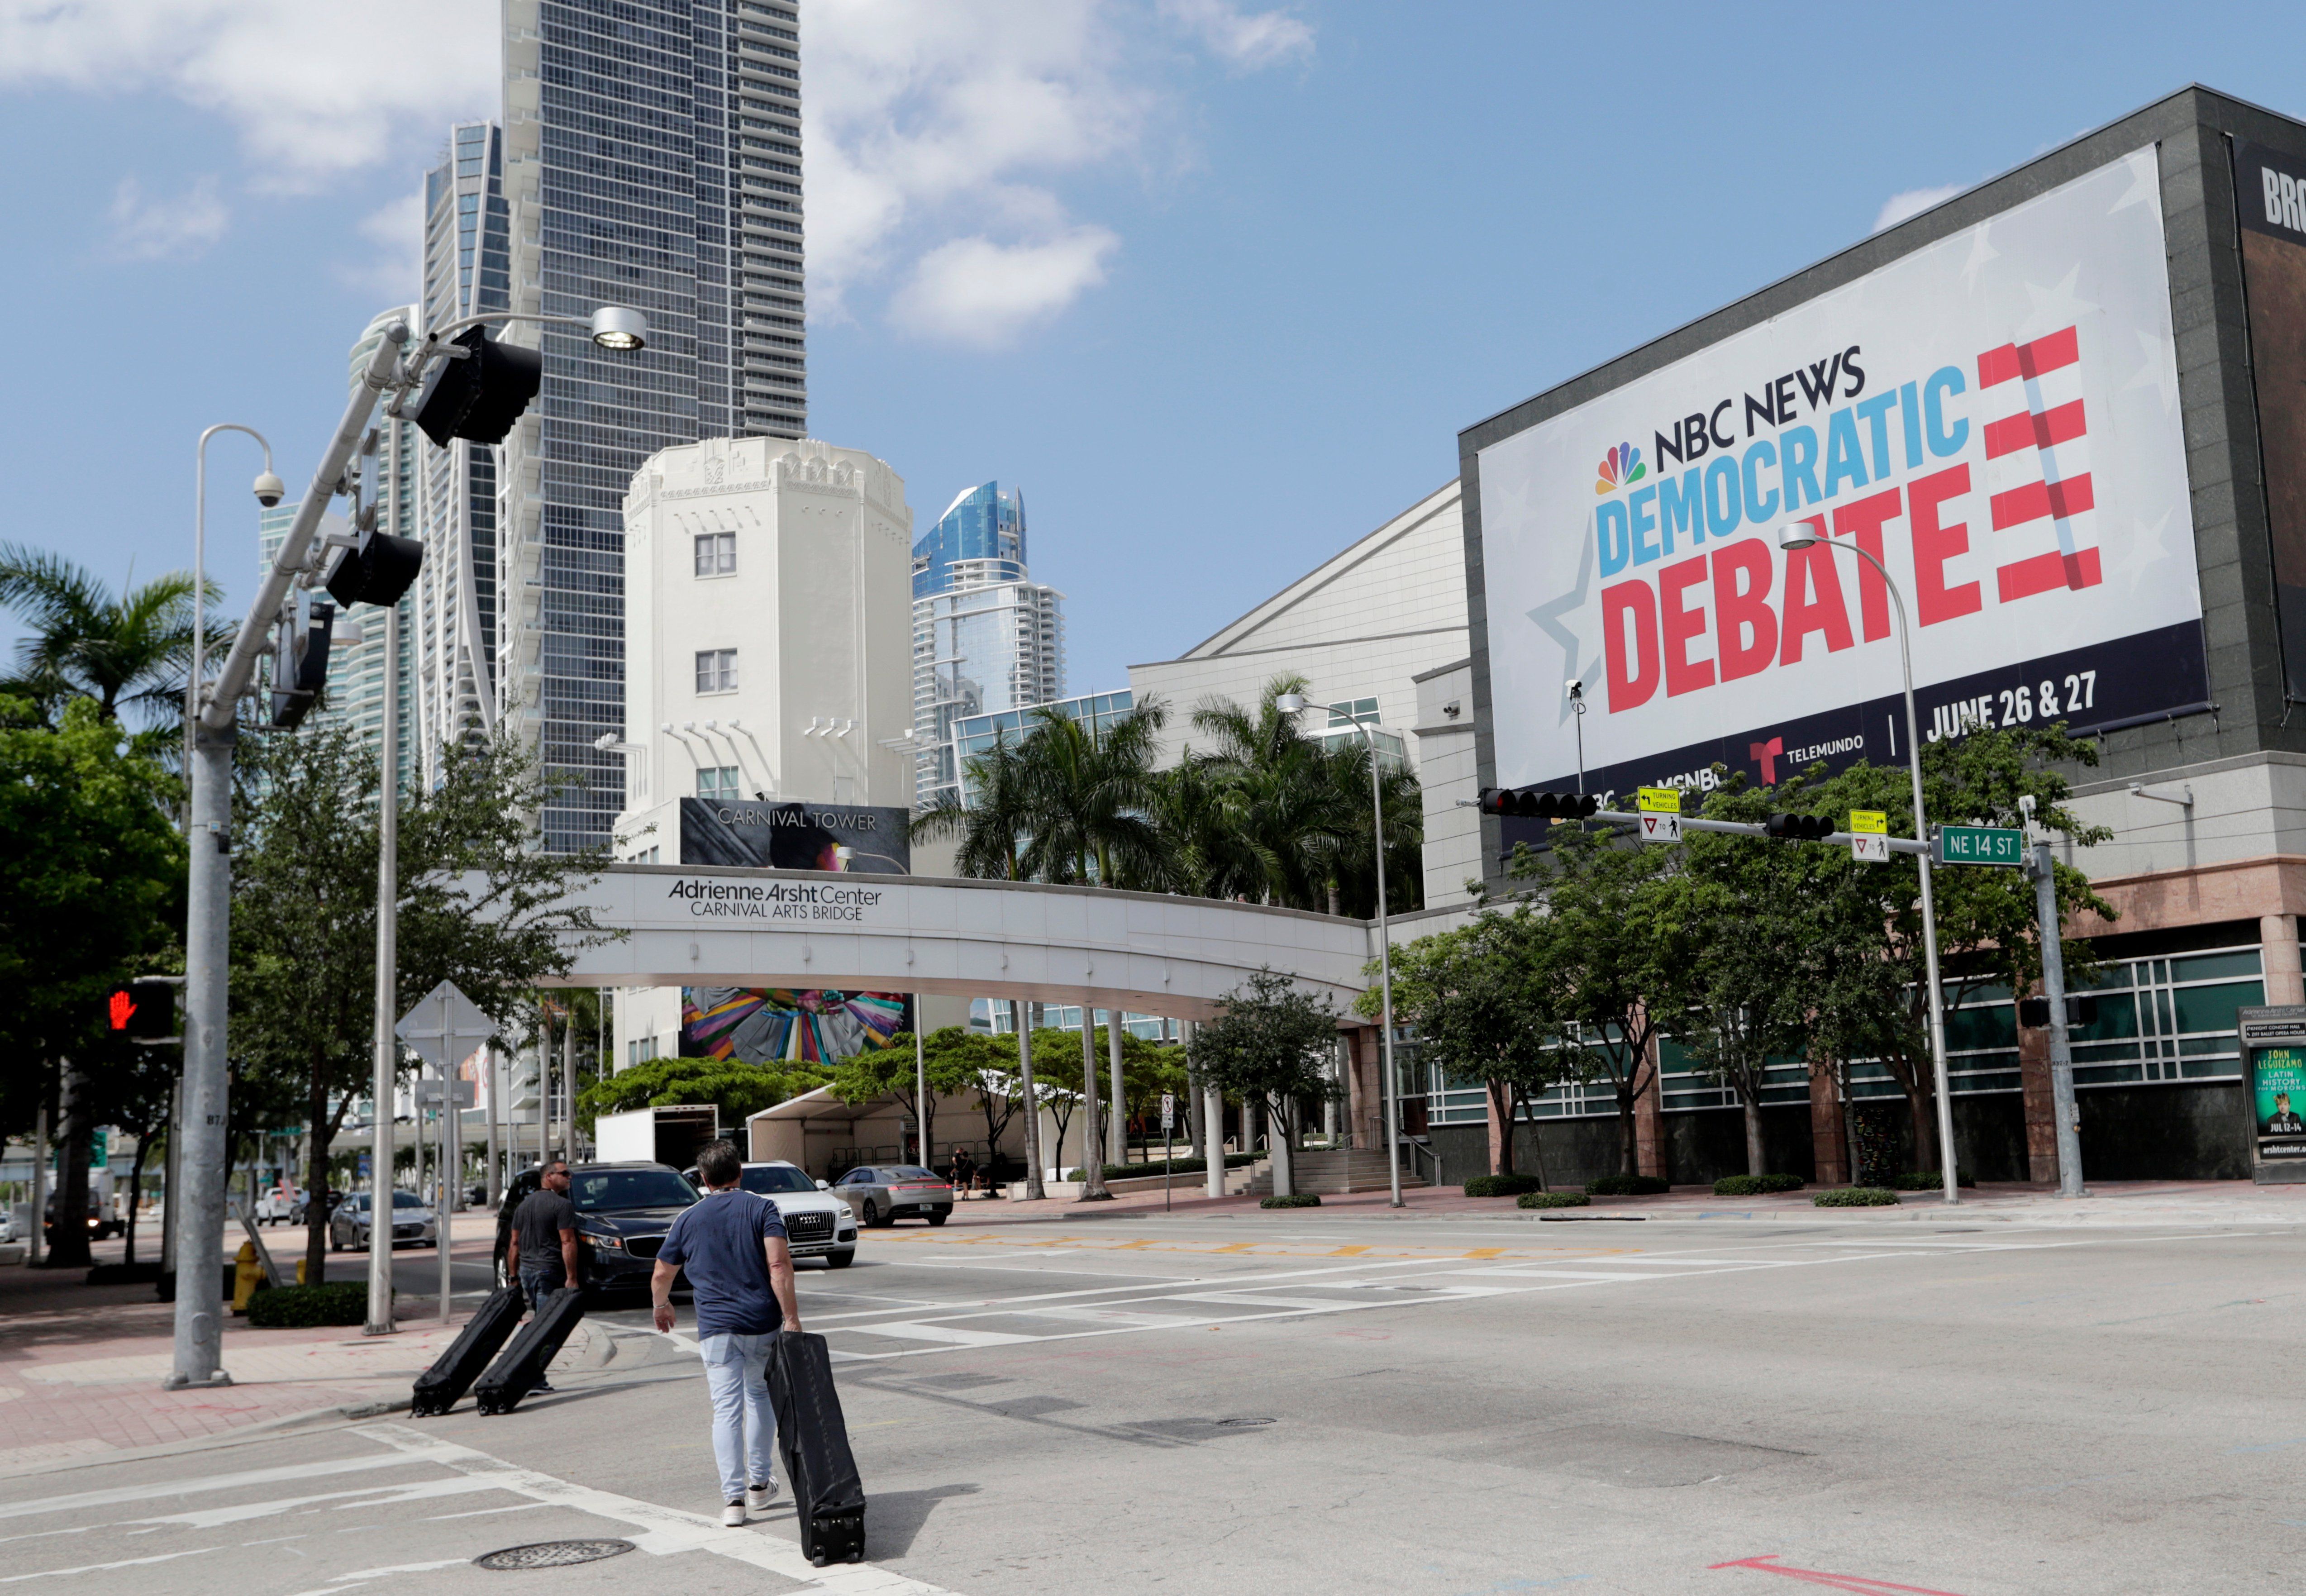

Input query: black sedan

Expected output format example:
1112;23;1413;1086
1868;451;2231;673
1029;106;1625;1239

494;1162;700;1301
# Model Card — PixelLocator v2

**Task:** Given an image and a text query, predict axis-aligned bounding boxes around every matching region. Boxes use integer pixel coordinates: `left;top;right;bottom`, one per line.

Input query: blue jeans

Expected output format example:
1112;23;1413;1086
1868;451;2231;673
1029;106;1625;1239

699;1332;778;1503
519;1267;563;1315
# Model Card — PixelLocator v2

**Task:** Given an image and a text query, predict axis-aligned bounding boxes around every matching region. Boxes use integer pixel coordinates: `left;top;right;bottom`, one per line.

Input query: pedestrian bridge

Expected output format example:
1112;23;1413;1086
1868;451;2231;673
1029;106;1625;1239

543;863;1379;1019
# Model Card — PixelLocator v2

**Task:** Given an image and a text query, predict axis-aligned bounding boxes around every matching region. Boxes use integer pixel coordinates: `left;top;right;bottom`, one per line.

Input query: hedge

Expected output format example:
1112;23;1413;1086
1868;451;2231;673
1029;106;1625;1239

1711;1174;1806;1197
247;1282;371;1328
1585;1174;1670;1197
1259;1194;1322;1208
1516;1190;1591;1209
1463;1174;1543;1198
1885;1169;1977;1190
1813;1187;1902;1208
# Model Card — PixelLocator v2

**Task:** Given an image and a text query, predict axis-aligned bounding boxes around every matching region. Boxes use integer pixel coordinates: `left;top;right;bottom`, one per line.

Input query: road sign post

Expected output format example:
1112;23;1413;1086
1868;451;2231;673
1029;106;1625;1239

1849;810;1890;863
1635;786;1683;844
1160;1094;1176;1212
397;982;497;1325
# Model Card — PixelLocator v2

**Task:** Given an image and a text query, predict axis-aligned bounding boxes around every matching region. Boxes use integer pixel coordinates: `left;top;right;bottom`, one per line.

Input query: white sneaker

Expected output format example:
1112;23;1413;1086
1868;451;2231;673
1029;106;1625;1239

722;1502;746;1527
745;1481;778;1511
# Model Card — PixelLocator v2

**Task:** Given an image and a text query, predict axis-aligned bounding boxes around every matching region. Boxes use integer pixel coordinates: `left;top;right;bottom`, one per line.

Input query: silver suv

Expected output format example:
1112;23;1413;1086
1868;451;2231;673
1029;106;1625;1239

682;1160;858;1268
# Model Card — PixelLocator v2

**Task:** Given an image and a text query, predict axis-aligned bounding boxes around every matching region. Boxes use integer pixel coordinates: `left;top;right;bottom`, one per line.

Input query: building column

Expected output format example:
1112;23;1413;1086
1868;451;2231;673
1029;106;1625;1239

2264;914;2305;1006
1634;1034;1666;1180
1808;1057;1849;1186
2018;996;2060;1185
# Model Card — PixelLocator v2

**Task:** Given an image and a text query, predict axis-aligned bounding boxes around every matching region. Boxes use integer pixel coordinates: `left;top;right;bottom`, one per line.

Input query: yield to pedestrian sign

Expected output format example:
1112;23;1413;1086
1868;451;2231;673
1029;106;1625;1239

1849;810;1889;863
1635;786;1682;844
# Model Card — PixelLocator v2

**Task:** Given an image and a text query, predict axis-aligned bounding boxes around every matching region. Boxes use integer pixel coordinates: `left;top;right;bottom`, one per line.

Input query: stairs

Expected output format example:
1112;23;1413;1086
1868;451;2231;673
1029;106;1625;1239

1244;1148;1425;1196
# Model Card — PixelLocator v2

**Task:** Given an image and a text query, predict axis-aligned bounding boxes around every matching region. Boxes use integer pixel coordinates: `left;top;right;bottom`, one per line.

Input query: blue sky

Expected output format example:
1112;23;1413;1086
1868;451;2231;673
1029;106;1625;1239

4;0;2305;697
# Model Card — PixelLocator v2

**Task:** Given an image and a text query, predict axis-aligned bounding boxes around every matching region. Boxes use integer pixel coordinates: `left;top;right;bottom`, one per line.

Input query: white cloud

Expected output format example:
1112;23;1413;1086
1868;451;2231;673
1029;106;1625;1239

891;227;1120;347
337;189;424;305
1872;183;1966;234
0;0;496;189
1159;0;1313;69
107;174;227;260
809;0;1309;340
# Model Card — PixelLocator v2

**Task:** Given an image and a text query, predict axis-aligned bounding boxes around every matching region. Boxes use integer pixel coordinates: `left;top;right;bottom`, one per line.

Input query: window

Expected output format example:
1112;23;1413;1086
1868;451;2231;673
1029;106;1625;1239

1328;698;1380;727
696;766;741;800
694;532;735;576
696;648;738;694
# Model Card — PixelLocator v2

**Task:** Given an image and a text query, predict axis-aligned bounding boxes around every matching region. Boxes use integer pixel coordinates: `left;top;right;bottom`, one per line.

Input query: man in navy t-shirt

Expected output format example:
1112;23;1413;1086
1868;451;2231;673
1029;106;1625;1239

653;1139;804;1527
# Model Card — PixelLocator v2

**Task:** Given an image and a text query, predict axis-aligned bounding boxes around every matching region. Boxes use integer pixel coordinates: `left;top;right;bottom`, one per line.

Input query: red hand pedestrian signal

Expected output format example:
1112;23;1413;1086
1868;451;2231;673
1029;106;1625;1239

109;988;136;1031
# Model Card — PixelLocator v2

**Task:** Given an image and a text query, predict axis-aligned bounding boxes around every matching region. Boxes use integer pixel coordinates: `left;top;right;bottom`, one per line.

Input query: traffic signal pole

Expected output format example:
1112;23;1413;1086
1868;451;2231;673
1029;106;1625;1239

2029;838;2086;1196
168;323;409;1391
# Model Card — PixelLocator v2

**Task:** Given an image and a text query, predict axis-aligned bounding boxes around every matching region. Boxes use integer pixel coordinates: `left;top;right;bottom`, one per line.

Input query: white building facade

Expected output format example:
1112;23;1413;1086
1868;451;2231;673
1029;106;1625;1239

1128;479;1467;781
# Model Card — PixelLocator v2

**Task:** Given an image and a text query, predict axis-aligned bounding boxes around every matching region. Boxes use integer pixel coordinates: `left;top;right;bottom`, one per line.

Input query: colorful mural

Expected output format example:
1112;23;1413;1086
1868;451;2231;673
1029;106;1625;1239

682;986;908;1065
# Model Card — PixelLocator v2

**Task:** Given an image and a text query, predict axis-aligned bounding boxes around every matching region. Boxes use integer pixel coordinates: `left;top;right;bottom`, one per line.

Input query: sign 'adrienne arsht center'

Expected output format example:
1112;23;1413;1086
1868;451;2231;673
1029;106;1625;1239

543;863;1377;1022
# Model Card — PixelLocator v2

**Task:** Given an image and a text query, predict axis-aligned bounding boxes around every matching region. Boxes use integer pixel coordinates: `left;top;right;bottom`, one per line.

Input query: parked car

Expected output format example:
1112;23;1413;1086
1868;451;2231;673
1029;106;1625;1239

254;1189;297;1224
329;1190;438;1251
491;1162;700;1301
289;1188;344;1226
679;1160;857;1268
829;1164;953;1228
0;1209;15;1244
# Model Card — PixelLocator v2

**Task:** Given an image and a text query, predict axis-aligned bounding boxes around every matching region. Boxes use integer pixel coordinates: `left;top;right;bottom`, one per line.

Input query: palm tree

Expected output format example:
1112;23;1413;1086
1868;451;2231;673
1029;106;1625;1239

911;728;1034;880
0;546;225;730
1015;697;1169;887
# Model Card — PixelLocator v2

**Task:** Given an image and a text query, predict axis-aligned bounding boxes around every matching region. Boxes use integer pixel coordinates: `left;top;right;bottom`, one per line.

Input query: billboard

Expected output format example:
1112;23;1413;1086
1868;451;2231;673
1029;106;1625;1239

2232;140;2306;702
676;796;914;1067
1474;148;2203;812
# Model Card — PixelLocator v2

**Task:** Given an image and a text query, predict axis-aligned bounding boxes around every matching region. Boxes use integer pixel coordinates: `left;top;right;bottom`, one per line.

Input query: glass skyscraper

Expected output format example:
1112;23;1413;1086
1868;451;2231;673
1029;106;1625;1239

910;481;1066;806
412;121;512;783
913;480;1027;598
498;0;805;852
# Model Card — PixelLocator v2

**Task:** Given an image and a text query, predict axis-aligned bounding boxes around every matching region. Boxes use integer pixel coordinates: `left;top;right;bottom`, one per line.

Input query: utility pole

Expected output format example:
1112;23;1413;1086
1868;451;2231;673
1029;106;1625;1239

2025;809;2085;1197
1105;1006;1129;1177
1014;1000;1044;1199
1078;1011;1108;1199
365;592;399;1339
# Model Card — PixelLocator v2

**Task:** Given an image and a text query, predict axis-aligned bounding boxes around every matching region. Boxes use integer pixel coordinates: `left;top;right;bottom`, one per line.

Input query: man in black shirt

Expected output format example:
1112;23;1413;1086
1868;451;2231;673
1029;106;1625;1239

505;1159;578;1312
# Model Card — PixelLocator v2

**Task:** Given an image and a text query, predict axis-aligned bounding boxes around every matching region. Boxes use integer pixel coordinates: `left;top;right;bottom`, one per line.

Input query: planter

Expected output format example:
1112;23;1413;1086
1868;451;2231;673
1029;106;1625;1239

1009;1181;1085;1201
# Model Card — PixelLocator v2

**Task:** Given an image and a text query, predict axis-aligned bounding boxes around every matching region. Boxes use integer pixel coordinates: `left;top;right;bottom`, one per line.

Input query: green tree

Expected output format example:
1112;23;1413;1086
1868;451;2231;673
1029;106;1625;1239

911;729;1033;881
0;547;227;736
234;722;620;1286
0;700;186;1265
1791;727;2114;1173
575;1054;823;1134
1372;908;1587;1182
829;1030;980;1161
1191;968;1342;1197
1509;824;1678;1176
1651;782;1820;1176
1014;698;1170;887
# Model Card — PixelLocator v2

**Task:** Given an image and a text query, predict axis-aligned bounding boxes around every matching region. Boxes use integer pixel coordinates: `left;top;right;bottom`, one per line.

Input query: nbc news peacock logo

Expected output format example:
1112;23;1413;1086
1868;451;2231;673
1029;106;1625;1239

1594;442;1645;495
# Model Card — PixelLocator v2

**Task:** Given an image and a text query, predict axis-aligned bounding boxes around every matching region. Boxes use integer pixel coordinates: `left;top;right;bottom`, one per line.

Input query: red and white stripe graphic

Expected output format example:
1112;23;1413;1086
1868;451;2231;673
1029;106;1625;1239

1976;324;2098;602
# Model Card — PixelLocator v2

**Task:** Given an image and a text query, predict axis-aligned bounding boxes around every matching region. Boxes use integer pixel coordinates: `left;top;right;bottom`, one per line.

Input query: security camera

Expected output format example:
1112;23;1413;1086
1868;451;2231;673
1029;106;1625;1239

253;472;286;509
1564;679;1583;700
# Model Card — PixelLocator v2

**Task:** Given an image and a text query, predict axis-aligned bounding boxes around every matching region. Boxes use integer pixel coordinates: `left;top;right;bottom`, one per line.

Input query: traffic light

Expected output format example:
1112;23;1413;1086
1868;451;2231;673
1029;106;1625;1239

323;526;424;609
410;325;543;448
2018;994;2099;1028
1763;811;1836;841
105;980;176;1042
1478;787;1602;820
268;600;337;728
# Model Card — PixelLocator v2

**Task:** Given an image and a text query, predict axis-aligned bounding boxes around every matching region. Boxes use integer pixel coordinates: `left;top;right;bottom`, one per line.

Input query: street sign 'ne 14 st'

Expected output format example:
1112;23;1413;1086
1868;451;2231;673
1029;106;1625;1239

1935;825;2025;867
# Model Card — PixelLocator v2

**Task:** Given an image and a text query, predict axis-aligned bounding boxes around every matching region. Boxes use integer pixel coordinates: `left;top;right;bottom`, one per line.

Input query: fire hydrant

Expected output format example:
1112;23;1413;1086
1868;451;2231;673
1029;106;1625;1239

231;1241;265;1315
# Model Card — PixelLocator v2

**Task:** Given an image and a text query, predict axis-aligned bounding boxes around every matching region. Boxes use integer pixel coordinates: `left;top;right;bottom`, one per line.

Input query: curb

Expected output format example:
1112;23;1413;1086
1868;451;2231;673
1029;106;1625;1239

0;1394;415;1485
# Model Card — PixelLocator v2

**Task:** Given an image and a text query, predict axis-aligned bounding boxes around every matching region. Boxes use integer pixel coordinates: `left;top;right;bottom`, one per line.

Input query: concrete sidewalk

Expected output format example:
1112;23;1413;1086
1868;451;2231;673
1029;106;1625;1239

0;1211;574;1474
949;1176;2306;1228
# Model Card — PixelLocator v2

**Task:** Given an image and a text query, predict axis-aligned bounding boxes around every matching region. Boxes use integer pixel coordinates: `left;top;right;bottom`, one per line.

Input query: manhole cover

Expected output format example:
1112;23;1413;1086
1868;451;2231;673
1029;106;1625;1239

1217;1416;1277;1428
474;1540;638;1571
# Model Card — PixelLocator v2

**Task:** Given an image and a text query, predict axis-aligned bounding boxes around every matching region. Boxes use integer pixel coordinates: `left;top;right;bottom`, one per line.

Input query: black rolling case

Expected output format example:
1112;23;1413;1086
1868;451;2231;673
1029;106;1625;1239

474;1286;586;1415
411;1284;526;1416
766;1330;867;1566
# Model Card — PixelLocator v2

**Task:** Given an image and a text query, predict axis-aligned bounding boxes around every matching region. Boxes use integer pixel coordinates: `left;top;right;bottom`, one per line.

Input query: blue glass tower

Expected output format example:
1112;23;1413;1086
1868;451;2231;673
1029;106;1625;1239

912;481;1026;599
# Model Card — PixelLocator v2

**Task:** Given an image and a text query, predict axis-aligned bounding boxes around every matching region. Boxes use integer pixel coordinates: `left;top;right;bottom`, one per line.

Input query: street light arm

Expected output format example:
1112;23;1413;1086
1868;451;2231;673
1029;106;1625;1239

197;322;406;732
188;424;278;731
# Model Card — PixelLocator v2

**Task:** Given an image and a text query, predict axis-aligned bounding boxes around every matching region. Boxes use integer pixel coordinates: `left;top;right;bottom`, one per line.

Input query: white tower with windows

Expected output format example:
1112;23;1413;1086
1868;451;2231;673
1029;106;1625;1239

616;436;913;841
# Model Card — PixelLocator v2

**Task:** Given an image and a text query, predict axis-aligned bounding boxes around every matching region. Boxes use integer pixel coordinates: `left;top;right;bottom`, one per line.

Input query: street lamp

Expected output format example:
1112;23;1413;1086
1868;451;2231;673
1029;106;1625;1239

1275;691;1404;1209
1777;521;1958;1205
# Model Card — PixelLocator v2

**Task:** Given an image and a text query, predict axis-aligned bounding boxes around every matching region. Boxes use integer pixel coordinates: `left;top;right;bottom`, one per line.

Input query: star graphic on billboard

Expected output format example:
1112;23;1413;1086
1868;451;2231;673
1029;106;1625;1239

2018;265;2099;339
1526;514;1598;724
2123;326;2179;413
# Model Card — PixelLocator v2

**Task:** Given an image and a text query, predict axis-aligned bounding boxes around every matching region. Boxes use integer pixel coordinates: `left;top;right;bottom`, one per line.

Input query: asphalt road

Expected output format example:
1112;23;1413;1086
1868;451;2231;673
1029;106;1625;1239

5;1208;2301;1596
